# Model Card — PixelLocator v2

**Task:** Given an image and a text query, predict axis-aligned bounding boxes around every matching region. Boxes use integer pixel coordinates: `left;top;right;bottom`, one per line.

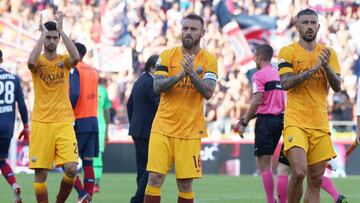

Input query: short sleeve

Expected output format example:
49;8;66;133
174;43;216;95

155;50;170;77
278;47;294;75
204;54;218;81
252;73;264;93
329;48;341;74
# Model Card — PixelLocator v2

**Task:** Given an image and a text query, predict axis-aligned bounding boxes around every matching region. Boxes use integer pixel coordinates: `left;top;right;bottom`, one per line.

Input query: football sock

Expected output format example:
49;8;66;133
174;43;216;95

74;176;86;197
276;175;288;203
34;182;48;203
178;191;194;203
261;170;275;203
56;173;75;203
83;160;95;197
144;185;161;203
0;160;16;186
321;176;340;202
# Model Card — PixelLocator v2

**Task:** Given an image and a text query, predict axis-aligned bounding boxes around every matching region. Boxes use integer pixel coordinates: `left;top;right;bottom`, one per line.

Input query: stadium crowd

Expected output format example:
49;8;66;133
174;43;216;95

0;0;360;137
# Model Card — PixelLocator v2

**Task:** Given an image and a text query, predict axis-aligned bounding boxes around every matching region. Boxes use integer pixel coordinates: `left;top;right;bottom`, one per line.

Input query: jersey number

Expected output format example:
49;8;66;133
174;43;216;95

0;81;15;104
192;155;201;169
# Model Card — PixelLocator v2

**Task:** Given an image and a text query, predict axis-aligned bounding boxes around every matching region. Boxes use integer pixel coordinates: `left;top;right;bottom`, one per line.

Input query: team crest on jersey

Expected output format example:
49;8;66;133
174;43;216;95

57;61;64;68
279;58;285;64
288;136;293;143
31;156;37;163
196;66;203;74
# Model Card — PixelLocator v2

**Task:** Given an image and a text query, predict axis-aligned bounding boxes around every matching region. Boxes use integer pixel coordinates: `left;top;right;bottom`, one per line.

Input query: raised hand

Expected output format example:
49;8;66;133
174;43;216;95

54;10;64;32
181;53;195;75
319;48;331;67
39;13;48;34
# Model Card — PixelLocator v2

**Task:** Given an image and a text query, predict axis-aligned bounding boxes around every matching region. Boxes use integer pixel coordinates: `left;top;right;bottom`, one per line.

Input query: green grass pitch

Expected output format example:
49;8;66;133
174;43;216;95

0;173;359;202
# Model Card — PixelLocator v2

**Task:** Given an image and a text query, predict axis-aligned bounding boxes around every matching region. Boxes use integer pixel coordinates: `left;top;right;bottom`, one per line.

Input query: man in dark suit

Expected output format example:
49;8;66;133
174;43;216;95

127;55;160;203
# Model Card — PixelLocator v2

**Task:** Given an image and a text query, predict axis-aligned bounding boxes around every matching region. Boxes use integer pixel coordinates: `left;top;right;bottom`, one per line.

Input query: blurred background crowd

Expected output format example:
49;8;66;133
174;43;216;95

1;0;360;140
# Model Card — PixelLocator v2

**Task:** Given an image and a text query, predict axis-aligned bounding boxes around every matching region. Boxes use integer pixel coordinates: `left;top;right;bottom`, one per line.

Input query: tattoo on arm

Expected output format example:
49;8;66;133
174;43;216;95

324;65;341;92
189;72;216;100
153;75;182;93
280;67;320;90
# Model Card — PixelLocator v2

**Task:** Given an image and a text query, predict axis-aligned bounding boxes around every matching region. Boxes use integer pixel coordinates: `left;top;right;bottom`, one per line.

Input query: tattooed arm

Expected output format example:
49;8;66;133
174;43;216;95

323;64;341;92
280;67;321;90
281;49;330;90
153;71;185;94
188;72;216;100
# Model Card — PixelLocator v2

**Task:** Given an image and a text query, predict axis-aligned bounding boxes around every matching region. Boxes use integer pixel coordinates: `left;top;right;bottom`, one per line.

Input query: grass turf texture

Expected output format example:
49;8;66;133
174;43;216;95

0;173;359;202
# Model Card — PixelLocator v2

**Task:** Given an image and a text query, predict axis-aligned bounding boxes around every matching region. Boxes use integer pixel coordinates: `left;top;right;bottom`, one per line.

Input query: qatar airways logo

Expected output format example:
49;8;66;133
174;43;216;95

39;72;65;85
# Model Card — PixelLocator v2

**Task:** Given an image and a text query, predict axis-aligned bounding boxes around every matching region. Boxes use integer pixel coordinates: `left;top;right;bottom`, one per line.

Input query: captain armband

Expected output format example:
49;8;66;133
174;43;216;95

204;72;218;81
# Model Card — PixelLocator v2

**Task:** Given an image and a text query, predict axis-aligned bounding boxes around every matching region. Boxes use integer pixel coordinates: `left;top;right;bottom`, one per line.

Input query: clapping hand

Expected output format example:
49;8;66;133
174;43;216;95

181;54;195;76
315;48;331;69
39;13;48;34
54;10;64;32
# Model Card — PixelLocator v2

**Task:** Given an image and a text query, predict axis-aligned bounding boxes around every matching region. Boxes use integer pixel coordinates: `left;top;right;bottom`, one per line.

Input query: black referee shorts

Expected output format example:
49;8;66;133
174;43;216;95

278;143;290;166
254;114;283;156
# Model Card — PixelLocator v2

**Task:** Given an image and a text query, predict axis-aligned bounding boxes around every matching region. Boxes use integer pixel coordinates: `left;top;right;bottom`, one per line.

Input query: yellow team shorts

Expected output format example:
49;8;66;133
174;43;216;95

283;126;336;165
29;121;79;169
147;132;202;179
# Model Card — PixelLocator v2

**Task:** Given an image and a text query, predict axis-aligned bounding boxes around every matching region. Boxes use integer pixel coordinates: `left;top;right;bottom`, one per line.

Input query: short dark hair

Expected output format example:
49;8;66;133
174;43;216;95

44;21;58;31
183;14;204;26
144;55;159;73
297;8;318;19
255;44;273;62
74;42;87;59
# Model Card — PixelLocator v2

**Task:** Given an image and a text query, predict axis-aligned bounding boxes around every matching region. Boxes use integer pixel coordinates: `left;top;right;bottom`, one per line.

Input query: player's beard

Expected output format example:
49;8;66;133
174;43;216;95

300;30;317;42
45;44;57;53
182;36;201;49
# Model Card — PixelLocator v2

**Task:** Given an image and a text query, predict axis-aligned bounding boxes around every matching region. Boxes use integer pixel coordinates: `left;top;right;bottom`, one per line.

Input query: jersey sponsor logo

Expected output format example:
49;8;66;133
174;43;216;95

297;68;326;81
176;75;195;89
204;72;217;81
39;72;65;85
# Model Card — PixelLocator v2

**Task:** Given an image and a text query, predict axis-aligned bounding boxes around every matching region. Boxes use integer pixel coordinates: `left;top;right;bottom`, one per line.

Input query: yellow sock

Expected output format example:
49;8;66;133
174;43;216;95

34;182;47;193
63;173;75;184
145;185;161;196
34;182;48;203
179;191;194;199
